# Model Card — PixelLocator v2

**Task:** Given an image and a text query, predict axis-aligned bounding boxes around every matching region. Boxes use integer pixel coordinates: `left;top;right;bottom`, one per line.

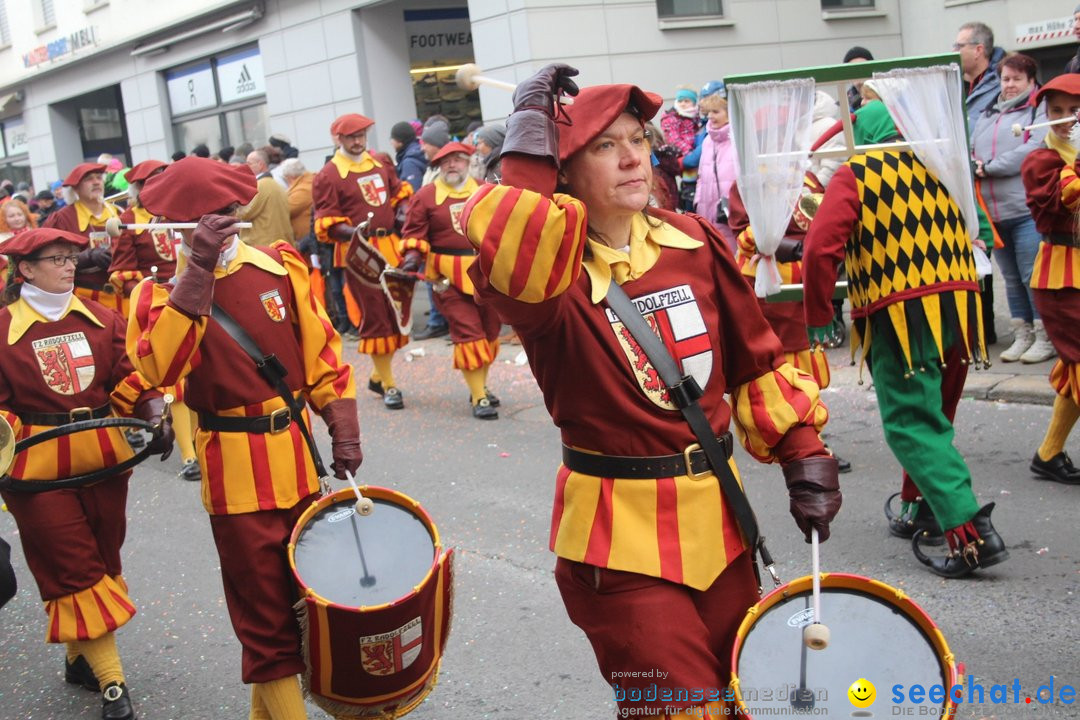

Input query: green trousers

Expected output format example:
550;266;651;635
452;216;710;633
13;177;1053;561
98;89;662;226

867;316;980;530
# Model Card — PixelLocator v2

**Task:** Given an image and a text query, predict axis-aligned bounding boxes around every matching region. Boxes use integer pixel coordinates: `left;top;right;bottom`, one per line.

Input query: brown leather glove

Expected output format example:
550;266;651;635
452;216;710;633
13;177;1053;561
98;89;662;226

783;456;841;542
77;245;113;272
134;395;174;461
774;237;804;263
189;214;240;272
399;251;423;274
321;398;362;479
328;223;357;242
502;64;580;166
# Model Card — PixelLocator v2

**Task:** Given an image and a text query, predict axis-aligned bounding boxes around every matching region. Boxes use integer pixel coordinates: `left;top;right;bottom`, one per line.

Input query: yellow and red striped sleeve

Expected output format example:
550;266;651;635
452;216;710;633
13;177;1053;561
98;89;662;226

314;215;351;244
1060;164;1080;212
399;237;430;255
462;184;588;303
273;241;355;410
730;361;829;463
1030;243;1080;290
390;180;414;208
108;269;144;293
126;277;208;389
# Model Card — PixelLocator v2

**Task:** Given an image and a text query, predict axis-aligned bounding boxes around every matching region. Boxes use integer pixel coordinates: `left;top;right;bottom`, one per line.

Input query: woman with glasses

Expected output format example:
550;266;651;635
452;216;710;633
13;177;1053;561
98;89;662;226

0;227;173;720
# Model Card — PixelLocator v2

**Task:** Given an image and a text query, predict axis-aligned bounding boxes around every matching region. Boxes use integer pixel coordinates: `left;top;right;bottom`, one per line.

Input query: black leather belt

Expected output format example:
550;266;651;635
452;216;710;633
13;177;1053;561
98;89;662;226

562;433;733;479
1047;233;1079;247
19;404;111;426
432;247;477;257
370;228;393;237
198;407;292;434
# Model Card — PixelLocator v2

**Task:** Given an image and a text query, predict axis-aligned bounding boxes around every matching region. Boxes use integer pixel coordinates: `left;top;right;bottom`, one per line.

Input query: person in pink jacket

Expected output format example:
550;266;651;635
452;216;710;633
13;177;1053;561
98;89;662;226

693;91;737;250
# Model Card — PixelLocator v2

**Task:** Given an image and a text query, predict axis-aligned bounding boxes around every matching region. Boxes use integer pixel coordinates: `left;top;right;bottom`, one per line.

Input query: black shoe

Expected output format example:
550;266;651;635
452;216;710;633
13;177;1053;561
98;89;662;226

824;444;850;473
367;378;384;396
884;492;944;545
467;389;501;408
413;325;449;341
125;431;146;451
178;459;201;482
101;682;136;720
472;397;498;420
65;655;100;692
912;502;1008;578
383;387;404;410
1030;451;1080;485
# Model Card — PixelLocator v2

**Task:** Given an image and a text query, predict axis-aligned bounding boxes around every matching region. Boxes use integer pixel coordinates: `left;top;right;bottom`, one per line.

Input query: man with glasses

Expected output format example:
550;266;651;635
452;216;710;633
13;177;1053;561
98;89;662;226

953;22;1005;133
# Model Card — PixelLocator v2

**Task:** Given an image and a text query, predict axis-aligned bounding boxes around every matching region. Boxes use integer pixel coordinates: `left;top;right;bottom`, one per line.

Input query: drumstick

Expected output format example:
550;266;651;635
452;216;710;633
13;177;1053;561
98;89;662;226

803;528;830;650
1011;116;1074;137
343;468;374;516
103;216;252;237
455;63;574;104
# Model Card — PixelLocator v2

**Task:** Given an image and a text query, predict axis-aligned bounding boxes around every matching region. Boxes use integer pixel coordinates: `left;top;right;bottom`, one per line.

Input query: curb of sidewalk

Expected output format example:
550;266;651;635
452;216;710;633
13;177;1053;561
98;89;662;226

824;348;1058;407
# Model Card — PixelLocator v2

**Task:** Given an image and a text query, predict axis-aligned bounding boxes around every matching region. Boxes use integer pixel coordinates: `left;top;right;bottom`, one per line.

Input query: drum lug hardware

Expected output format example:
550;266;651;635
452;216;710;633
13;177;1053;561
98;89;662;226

765;562;781;587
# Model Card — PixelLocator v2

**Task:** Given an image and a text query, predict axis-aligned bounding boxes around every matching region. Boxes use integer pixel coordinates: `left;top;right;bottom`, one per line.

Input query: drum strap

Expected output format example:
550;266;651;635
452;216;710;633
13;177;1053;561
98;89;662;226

210;303;329;480
604;281;778;589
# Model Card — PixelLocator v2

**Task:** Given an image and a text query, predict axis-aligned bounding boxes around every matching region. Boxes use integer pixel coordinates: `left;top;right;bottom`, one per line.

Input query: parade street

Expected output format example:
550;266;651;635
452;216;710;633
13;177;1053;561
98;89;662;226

1;336;1077;720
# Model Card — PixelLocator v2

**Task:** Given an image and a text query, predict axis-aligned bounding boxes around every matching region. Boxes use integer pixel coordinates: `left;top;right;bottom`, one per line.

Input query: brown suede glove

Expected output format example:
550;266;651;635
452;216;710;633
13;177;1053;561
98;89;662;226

321;398;362;479
328;223;357;242
783;456;841;542
134;394;175;461
501;63;580;166
169;214;239;317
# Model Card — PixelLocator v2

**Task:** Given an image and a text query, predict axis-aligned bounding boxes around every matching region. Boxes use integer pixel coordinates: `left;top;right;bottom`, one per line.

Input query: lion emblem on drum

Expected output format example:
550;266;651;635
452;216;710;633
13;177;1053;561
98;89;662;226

360;617;422;675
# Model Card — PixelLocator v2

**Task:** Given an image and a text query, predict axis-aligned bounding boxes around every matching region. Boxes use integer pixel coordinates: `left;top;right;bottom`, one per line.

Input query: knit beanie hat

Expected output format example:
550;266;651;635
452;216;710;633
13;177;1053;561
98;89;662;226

391;121;418;144
421;122;451;149
843;46;874;63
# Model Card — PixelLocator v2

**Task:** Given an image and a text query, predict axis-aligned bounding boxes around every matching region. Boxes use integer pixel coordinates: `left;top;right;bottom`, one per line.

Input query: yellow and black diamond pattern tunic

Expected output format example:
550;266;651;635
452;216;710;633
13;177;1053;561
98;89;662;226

804;150;986;373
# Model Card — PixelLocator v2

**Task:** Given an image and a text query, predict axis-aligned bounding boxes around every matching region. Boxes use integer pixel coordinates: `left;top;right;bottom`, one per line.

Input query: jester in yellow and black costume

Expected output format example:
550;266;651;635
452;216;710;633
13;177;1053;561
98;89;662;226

802;102;1008;578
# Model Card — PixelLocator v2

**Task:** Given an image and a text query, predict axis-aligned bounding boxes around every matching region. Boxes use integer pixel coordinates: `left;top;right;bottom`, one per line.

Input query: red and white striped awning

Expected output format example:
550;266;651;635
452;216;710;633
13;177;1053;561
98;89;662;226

1016;16;1074;49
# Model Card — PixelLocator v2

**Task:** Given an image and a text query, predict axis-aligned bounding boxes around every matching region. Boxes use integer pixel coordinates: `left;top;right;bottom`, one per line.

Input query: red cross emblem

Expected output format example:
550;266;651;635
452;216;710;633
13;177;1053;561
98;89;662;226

359;617;423;676
32;333;96;395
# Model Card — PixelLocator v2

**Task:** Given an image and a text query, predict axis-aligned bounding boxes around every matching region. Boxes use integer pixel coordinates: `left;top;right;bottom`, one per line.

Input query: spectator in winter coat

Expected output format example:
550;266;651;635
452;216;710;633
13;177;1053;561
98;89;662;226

391;121;427;191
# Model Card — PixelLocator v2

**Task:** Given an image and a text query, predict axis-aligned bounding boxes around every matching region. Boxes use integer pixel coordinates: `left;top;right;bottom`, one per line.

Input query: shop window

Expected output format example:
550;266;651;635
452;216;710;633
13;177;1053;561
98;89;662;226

821;0;874;8
404;8;480;138
33;0;56;32
657;0;723;19
166;46;267;156
0;119;32;188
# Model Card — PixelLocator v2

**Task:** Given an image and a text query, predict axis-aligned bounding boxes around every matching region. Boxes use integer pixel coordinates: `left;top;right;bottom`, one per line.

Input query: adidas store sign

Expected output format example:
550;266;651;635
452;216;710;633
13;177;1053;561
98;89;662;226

218;47;265;103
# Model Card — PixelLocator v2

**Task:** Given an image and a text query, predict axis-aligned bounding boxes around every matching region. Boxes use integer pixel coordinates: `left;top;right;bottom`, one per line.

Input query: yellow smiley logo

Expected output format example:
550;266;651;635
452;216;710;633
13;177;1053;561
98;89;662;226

848;678;876;708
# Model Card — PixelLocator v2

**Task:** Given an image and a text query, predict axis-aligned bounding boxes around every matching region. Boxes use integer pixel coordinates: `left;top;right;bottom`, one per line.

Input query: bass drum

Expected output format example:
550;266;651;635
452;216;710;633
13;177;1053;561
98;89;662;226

730;573;960;718
289;487;453;718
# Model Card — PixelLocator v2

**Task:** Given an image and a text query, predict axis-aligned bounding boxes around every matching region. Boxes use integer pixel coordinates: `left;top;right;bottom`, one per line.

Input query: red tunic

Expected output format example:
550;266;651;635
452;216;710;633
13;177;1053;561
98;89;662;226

42;202;121;311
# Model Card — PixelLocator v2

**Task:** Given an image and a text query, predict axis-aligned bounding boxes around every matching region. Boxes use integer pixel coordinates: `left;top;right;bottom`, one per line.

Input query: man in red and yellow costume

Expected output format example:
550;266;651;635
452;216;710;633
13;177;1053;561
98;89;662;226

43;163;122;312
0;227;172;720
312;113;413;409
127;158;361;720
463;64;840;719
399;141;502;419
1019;73;1080;486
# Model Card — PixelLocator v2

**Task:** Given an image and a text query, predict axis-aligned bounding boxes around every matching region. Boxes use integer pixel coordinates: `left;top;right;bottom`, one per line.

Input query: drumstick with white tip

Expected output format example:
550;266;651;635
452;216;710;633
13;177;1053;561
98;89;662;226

455;63;574;104
343;468;375;516
103;216;252;237
803;528;830;650
1011;116;1075;137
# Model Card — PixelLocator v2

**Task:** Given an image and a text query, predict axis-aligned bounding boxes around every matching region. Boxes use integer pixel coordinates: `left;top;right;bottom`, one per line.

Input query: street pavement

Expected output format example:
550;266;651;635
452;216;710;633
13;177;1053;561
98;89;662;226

0;275;1077;719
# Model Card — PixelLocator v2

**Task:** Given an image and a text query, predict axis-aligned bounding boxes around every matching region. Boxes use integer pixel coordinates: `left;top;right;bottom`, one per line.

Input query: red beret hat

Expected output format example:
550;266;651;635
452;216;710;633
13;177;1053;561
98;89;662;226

431;141;475;166
1034;73;1080;106
124;159;168;184
0;227;88;257
330;113;375;136
557;84;663;163
139;157;258;222
63;163;107;187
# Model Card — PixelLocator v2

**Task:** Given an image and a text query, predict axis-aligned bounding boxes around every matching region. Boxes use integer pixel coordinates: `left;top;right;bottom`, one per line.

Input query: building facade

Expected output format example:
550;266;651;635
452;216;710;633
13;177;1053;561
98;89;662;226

0;0;1074;189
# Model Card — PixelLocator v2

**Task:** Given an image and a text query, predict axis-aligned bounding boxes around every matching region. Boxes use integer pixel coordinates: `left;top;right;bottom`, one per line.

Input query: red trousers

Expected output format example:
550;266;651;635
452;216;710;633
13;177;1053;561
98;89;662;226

209;496;315;684
433;285;501;344
1;472;129;600
555;550;759;714
344;272;399;340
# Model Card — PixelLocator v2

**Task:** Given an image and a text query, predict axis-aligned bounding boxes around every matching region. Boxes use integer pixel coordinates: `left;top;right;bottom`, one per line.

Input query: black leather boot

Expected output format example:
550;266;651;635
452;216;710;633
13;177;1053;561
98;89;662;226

884;493;944;545
64;655;99;692
101;682;136;720
912;502;1008;578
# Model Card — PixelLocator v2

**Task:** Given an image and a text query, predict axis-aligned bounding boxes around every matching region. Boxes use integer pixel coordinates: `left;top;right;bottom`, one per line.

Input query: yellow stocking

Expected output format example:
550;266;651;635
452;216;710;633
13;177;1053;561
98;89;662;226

249;684;271;720
69;632;124;688
172;400;197;462
371;353;396;390
65;642;79;663
1038;395;1080;460
251;676;307;720
462;367;487;404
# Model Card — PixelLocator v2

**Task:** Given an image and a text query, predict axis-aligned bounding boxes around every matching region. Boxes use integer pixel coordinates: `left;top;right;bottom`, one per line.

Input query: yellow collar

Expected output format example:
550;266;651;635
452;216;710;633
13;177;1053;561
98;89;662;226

176;239;288;279
7;294;105;344
74;201;119;232
434;176;479;204
582;214;703;303
330;150;381;179
132;205;155;225
1046;131;1078;167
